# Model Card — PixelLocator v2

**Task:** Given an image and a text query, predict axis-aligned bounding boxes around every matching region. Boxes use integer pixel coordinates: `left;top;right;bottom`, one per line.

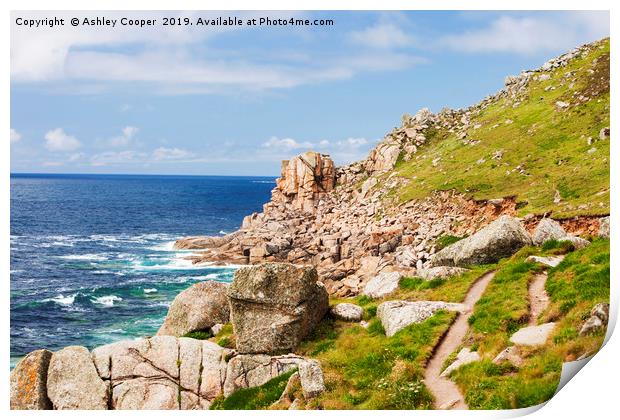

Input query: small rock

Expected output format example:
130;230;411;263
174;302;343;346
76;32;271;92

599;127;609;140
330;303;364;322
492;346;523;367
363;271;403;299
598;216;610;238
440;348;480;377
417;266;468;281
377;300;467;337
298;359;326;399
580;302;610;335
510;323;556;346
526;255;564;268
558;235;590;250
555;101;570;109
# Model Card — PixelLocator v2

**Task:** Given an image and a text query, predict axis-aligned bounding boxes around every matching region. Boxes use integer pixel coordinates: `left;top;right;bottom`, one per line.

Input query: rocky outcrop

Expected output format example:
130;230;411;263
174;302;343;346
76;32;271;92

509;323;556;346
227;263;328;354
330;303;364;322
273;151;336;213
157;281;230;337
532;218;567;245
580;302;609;335
10;349;53;410
431;216;531;267
47;346;109;410
377;300;467;337
362;271;402;298
559;235;591;250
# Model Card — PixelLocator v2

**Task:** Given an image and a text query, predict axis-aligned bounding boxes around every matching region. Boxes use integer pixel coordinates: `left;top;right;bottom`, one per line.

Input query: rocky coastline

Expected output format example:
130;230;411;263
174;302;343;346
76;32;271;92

10;38;610;410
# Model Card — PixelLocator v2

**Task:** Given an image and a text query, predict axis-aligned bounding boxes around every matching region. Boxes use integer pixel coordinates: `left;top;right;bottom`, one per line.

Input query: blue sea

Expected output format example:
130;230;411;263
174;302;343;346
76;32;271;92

10;173;275;368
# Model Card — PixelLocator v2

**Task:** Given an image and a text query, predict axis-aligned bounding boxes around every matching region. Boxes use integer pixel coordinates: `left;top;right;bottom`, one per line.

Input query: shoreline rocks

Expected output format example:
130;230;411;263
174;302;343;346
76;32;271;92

157;281;230;337
10;349;53;410
227;263;328;354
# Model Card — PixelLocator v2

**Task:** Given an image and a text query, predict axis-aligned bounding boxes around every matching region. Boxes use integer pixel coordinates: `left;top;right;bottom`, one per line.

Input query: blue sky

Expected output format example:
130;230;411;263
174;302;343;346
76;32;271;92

10;10;609;176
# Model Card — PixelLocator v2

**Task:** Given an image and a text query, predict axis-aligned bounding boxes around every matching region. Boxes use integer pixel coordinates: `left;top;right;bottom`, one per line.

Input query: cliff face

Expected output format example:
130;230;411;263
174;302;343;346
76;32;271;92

176;38;609;297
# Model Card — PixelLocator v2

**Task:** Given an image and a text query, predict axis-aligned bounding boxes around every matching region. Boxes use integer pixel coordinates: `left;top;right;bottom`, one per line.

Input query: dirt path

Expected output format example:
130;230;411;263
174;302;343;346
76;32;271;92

423;271;496;410
528;273;550;326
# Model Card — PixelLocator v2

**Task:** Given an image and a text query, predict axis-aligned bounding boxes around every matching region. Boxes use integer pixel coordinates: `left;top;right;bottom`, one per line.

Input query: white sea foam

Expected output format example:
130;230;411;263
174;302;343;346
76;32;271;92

91;295;123;307
59;253;108;261
144;288;158;294
145;241;176;251
43;294;76;306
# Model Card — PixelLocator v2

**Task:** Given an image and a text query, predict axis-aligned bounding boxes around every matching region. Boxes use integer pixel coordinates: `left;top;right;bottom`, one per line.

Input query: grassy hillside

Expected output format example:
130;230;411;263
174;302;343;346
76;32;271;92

392;38;609;218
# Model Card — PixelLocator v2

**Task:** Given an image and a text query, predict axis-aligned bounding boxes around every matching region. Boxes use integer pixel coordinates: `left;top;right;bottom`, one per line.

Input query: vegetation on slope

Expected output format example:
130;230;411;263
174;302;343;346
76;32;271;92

393;38;609;218
450;239;610;409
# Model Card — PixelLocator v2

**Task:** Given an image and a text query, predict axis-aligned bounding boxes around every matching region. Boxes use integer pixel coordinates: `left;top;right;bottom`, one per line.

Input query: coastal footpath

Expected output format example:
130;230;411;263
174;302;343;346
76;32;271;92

11;38;610;410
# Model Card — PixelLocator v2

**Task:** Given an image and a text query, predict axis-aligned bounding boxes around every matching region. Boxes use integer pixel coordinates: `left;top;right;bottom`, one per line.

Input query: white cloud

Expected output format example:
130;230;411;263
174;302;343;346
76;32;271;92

108;126;139;147
11;11;424;94
348;23;414;49
10;128;22;143
44;128;81;152
261;135;374;164
262;137;315;152
439;12;609;54
90;150;147;166
152;147;194;161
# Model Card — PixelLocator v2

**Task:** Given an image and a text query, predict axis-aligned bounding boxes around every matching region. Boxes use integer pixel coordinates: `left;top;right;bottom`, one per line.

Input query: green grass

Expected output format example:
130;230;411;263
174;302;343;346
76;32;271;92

298;311;456;409
451;239;610;409
182;330;212;340
436;234;467;251
394;265;491;303
392;38;609;218
210;369;297;410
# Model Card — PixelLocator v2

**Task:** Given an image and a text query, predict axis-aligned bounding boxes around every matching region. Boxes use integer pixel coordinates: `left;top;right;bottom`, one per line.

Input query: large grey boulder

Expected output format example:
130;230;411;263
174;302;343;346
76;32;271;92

363;271;402;298
10;349;53;410
157;281;230;337
227;263;328;354
47;346;109;410
558;235;590;250
431;216;532;267
377;300;467;337
532;218;566;245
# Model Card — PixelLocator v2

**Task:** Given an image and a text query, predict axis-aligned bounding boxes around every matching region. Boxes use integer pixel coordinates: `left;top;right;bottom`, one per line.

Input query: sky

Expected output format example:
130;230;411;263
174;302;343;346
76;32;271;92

10;10;610;176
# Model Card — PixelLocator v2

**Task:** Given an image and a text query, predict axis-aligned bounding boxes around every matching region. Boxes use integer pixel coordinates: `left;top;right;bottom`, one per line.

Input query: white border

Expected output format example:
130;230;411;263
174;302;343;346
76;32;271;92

2;1;616;419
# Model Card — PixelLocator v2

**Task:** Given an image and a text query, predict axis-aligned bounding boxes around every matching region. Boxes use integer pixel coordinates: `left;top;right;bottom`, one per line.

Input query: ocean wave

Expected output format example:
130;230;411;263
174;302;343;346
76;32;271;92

58;253;109;261
143;288;158;294
251;180;276;184
91;295;123;307
145;241;176;252
42;294;76;306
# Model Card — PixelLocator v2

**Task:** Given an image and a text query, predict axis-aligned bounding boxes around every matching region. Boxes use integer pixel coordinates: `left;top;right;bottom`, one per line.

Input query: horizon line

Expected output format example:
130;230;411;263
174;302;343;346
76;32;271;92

10;171;279;178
